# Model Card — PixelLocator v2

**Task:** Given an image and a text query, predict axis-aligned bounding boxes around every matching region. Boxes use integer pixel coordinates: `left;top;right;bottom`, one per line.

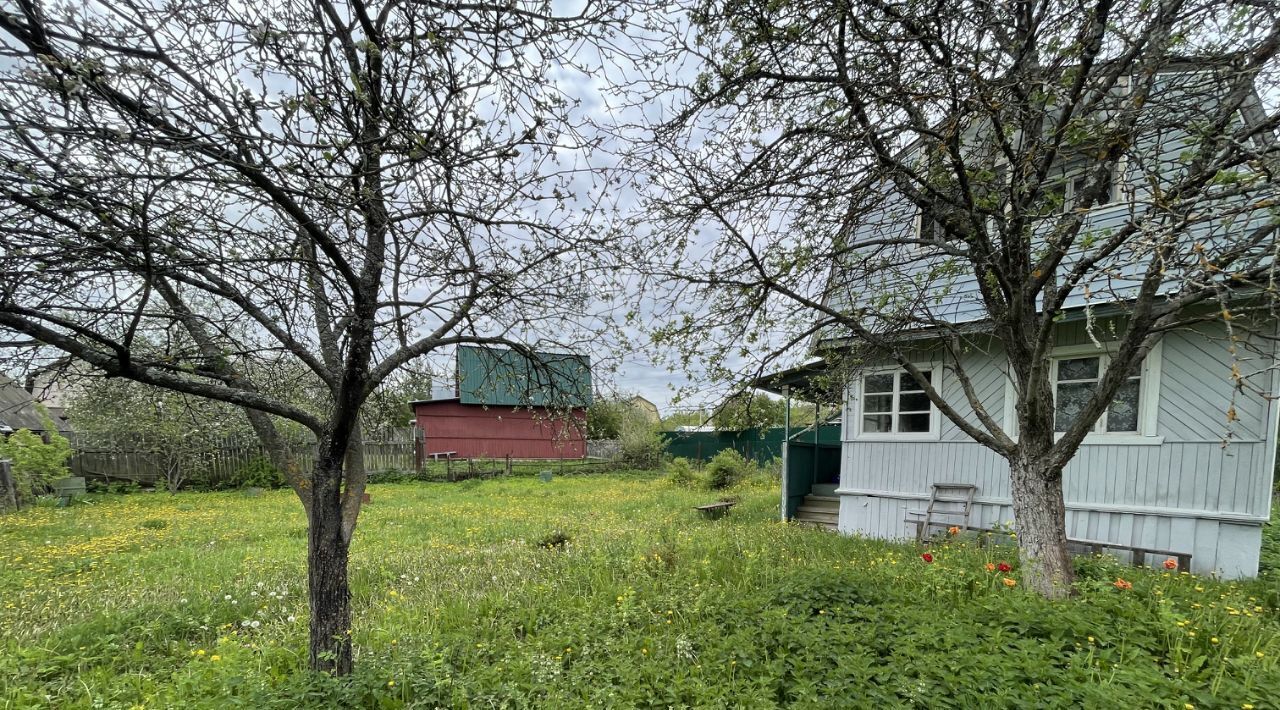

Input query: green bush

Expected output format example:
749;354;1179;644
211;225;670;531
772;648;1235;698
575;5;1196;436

230;456;284;489
0;427;72;496
1260;500;1279;584
704;449;751;489
619;426;666;469
664;457;702;488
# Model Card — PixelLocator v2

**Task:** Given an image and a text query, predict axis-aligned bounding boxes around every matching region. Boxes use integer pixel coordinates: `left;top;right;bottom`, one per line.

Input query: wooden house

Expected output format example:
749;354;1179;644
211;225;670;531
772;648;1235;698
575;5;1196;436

756;67;1278;578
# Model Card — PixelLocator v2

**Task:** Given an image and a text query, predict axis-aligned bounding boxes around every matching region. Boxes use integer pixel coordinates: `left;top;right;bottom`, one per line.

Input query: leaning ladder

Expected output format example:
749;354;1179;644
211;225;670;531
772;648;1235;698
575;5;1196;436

919;483;977;542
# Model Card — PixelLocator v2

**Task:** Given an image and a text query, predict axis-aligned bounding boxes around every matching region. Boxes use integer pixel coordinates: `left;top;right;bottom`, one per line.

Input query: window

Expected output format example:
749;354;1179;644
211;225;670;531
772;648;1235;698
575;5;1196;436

860;369;936;436
1038;163;1121;215
1053;354;1143;434
1066;170;1117;209
913;211;942;242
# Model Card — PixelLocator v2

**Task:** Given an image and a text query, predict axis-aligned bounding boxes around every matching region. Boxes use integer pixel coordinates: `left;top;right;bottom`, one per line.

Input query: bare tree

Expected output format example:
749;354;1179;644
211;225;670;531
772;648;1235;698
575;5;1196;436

0;0;633;673
628;1;1280;596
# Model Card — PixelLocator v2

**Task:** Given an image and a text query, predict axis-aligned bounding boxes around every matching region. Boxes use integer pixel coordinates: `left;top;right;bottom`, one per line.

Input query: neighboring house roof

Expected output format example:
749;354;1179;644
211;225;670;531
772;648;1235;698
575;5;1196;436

629;395;657;409
628;396;660;421
0;376;72;434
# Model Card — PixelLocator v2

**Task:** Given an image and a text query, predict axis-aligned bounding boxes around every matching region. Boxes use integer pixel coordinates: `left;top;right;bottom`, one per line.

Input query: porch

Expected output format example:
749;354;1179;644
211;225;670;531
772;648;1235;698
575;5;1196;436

749;359;844;528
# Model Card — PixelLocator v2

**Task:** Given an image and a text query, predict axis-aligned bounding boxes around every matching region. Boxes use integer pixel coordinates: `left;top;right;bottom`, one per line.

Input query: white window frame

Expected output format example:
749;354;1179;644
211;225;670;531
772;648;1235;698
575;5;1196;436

912;211;942;255
1001;340;1163;445
852;363;942;441
1061;161;1123;211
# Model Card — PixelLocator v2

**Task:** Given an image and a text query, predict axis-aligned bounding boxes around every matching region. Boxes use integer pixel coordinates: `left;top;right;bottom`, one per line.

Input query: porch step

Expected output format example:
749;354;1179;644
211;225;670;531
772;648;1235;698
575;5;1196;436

804;495;839;505
811;483;839;496
794;493;840;530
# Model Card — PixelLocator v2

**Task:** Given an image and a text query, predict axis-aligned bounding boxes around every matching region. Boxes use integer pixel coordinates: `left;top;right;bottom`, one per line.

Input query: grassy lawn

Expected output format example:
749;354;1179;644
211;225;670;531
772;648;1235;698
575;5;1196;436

1;474;1278;708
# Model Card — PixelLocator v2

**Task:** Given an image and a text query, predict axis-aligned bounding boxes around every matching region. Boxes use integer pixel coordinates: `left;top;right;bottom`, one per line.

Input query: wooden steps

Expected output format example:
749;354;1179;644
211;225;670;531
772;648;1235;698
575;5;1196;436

794;494;839;530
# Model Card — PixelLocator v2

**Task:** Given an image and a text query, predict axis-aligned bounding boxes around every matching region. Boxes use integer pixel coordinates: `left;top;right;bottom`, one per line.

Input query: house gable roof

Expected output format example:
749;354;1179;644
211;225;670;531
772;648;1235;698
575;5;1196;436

0;376;71;433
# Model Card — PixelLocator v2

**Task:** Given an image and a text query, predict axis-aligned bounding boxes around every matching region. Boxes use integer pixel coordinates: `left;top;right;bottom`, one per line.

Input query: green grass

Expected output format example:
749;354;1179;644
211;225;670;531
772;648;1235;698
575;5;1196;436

1;475;1278;708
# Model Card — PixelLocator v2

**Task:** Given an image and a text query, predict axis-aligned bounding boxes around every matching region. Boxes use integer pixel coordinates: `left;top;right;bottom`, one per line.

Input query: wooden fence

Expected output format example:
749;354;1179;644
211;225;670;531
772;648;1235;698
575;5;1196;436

69;428;421;488
65;429;629;489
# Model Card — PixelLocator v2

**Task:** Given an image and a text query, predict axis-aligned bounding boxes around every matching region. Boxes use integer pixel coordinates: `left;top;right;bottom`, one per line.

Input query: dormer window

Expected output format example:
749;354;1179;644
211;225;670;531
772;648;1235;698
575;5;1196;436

1039;163;1121;214
913;212;942;241
1066;169;1118;209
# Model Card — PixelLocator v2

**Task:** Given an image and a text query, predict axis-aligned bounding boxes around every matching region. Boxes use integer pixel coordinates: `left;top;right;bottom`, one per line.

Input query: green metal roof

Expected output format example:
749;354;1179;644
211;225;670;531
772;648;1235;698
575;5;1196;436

457;345;592;408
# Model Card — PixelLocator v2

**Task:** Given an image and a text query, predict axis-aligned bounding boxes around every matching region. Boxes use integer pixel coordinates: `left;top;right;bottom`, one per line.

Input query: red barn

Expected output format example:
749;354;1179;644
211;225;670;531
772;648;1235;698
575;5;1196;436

412;346;591;460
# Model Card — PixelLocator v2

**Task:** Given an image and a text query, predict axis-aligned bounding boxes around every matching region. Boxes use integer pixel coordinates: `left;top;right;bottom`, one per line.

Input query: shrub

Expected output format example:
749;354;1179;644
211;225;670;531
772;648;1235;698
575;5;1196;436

231;456;284;489
619;426;666;469
0;427;72;496
110;480;142;495
705;449;752;489
1260;506;1279;583
664;457;702;488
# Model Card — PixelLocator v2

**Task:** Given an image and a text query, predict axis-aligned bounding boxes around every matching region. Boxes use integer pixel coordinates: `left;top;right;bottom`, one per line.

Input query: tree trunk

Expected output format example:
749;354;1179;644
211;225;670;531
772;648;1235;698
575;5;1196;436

1009;456;1075;597
307;451;352;674
340;426;366;545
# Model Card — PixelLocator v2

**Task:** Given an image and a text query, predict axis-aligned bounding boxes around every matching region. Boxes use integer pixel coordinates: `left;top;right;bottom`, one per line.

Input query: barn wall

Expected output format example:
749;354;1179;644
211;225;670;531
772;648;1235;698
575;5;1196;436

413;400;587;459
836;320;1278;578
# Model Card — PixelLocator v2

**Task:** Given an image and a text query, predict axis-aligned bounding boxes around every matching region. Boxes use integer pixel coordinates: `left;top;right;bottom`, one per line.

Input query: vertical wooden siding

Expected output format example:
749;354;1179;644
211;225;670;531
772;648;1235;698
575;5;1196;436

838;320;1277;576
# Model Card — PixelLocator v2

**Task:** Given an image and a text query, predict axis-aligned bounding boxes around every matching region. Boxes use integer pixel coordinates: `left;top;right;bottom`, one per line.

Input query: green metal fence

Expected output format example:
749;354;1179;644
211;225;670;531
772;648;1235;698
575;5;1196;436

662;425;840;465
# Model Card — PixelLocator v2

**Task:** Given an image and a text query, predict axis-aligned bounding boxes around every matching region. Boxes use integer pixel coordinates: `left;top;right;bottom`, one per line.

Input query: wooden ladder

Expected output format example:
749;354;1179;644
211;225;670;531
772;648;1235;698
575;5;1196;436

919;483;977;543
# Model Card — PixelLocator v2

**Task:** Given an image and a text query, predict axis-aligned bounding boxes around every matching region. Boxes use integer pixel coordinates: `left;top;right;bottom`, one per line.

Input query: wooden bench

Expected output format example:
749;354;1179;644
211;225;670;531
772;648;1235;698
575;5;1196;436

695;500;735;520
52;476;86;507
427;451;457;461
1068;537;1192;573
906;515;1192;572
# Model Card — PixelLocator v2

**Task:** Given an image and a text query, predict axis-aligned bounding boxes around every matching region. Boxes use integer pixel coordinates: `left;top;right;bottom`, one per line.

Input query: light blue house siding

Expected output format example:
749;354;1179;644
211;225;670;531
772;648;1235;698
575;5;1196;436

835;317;1278;578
